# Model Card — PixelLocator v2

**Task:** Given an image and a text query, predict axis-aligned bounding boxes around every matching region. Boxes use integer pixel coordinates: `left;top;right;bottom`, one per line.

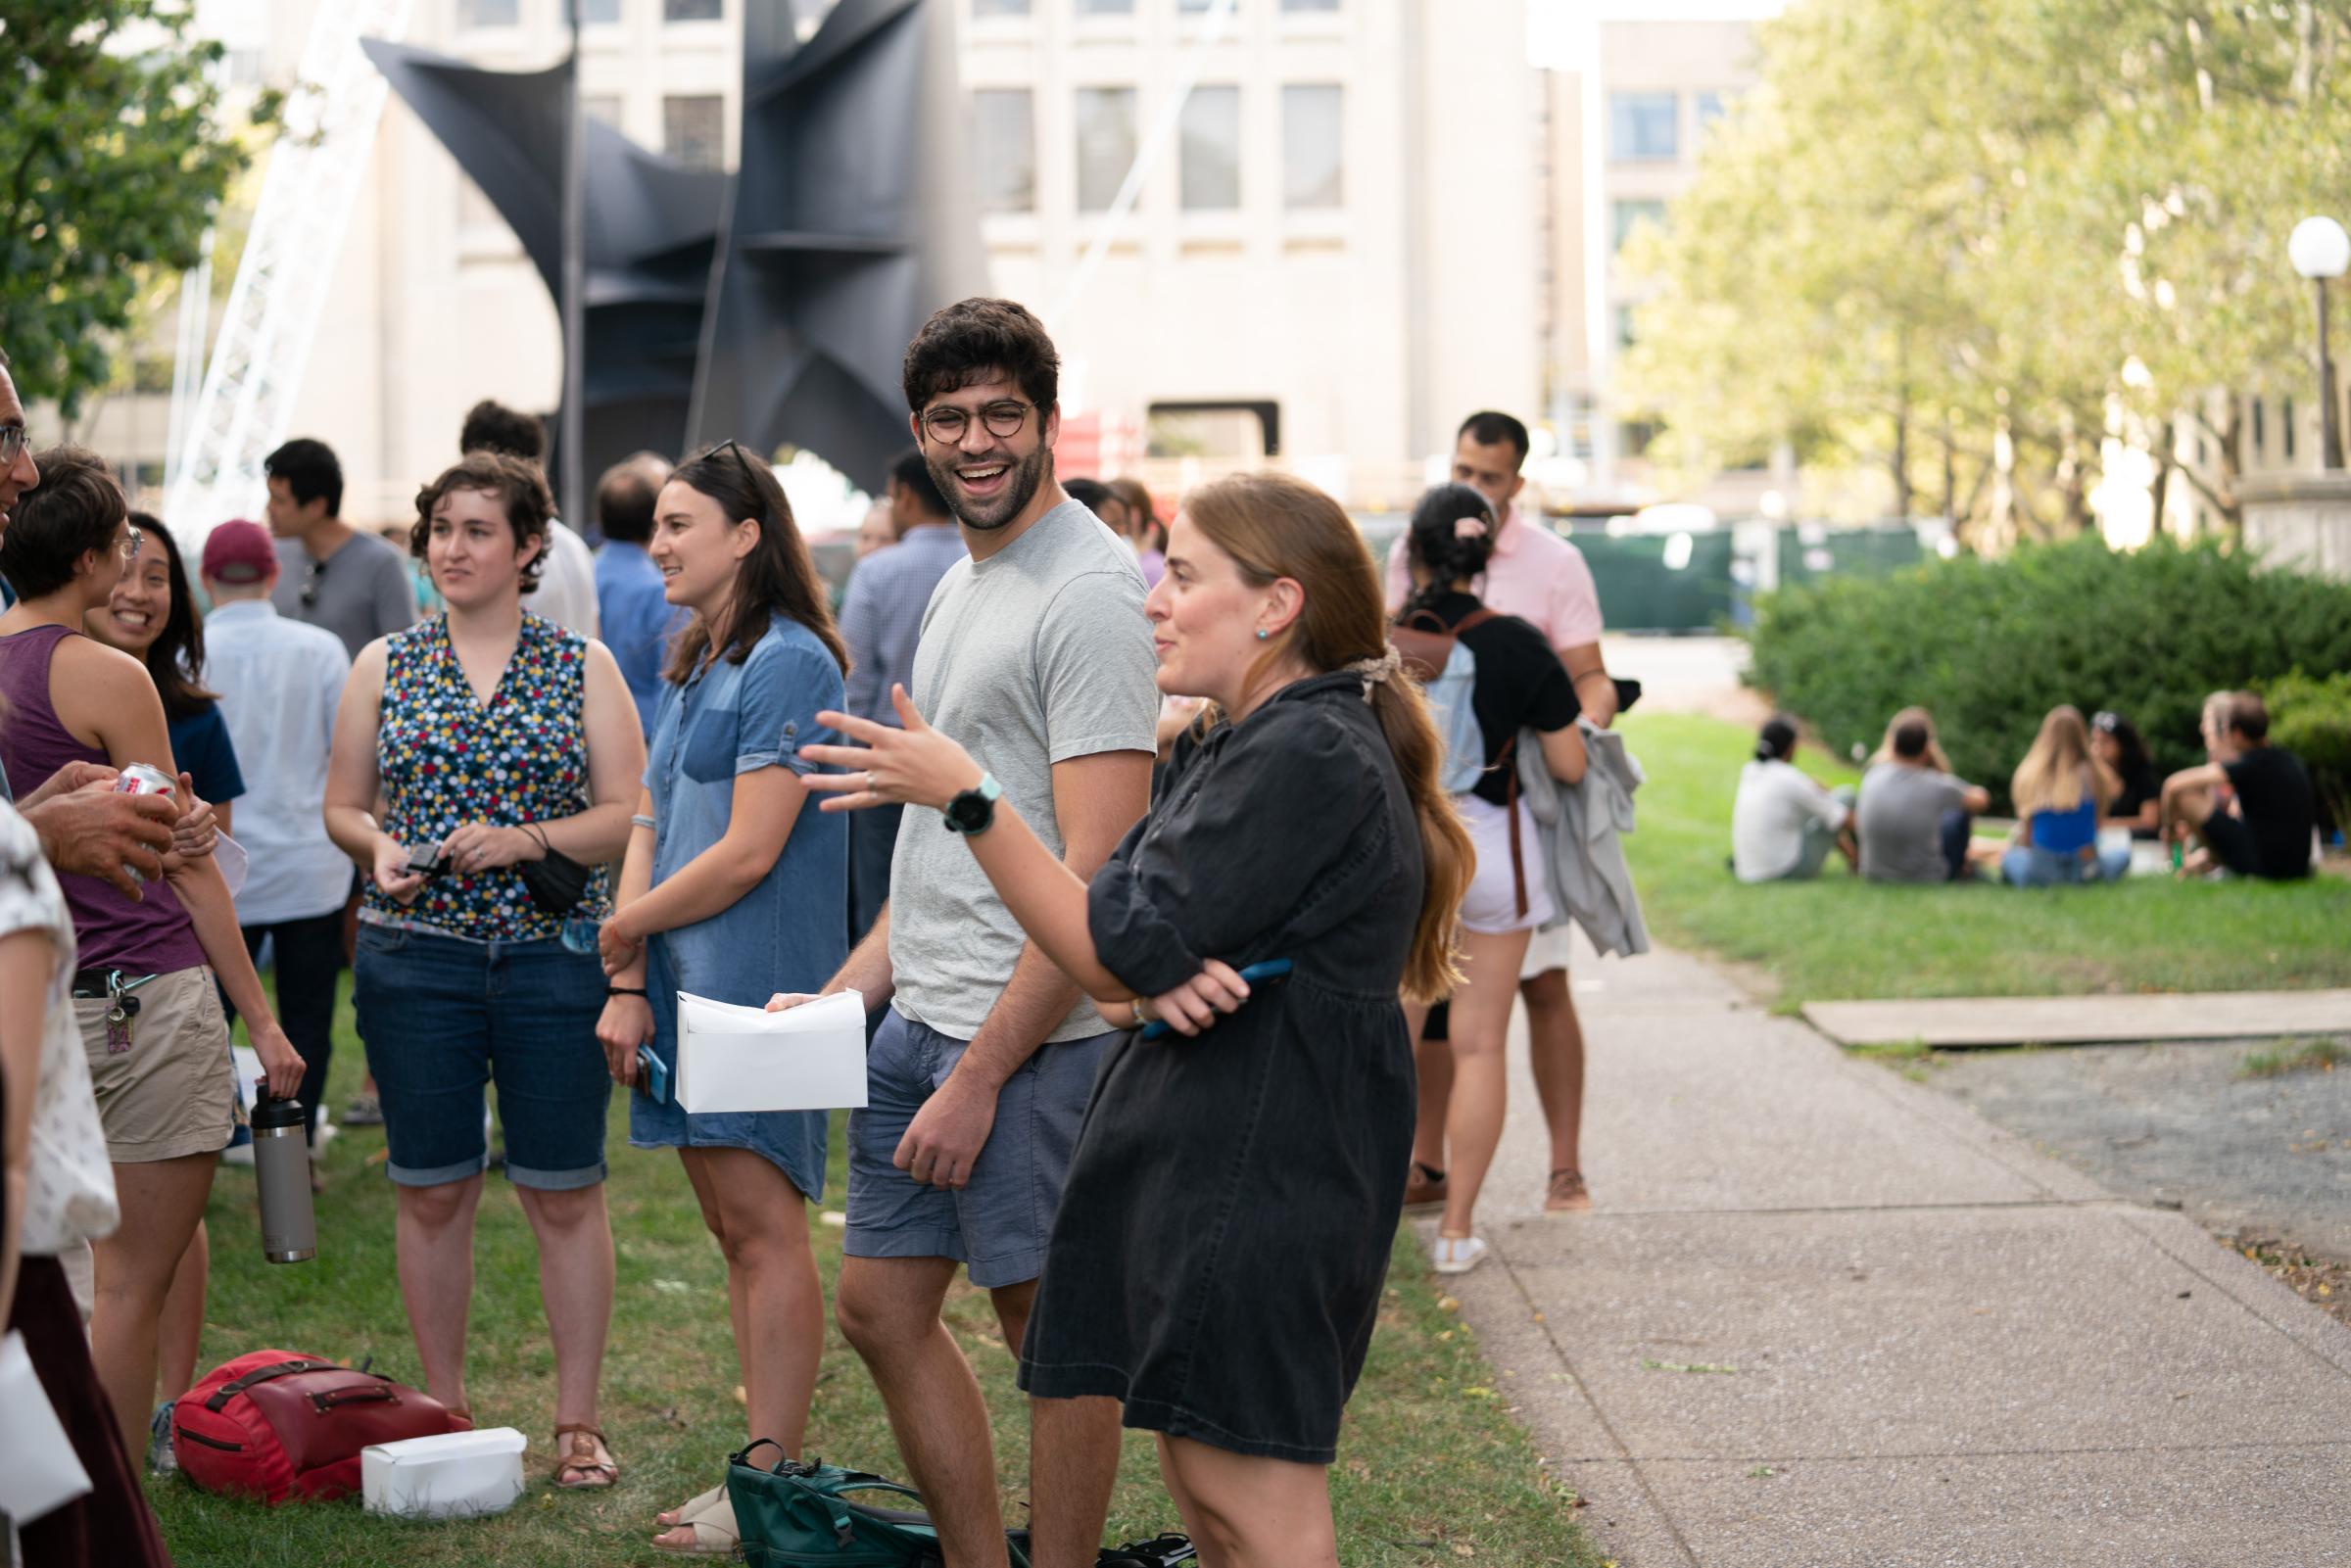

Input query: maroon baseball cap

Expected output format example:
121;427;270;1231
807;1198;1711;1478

202;519;277;585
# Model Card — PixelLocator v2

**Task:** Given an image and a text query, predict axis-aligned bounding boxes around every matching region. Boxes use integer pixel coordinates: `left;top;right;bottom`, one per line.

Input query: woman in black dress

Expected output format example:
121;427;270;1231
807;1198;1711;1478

801;471;1472;1567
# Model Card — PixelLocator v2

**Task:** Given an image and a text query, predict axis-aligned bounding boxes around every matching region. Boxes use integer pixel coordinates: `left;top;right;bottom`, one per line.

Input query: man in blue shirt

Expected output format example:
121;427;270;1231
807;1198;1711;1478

835;448;965;942
593;451;682;735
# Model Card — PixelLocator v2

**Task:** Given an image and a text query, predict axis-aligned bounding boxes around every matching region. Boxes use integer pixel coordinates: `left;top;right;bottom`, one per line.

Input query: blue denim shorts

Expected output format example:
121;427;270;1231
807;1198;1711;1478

844;1009;1112;1289
353;923;611;1191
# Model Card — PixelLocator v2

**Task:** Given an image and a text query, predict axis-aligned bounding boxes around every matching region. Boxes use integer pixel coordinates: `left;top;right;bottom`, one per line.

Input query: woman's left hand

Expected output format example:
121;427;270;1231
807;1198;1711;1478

1139;959;1253;1039
440;822;538;875
172;774;218;860
599;910;643;975
802;685;984;814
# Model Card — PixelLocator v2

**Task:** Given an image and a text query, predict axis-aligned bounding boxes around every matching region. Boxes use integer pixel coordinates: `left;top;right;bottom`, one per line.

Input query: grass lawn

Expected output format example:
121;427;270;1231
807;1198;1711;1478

1617;710;2351;1006
149;984;1596;1567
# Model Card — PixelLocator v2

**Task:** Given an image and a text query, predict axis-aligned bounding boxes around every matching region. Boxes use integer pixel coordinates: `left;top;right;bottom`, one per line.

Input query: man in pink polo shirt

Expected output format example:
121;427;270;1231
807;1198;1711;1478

1386;410;1615;1215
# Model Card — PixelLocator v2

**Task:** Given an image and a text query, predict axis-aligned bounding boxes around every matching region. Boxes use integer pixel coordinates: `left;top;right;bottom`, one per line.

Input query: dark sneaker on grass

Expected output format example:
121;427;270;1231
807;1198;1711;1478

343;1092;384;1126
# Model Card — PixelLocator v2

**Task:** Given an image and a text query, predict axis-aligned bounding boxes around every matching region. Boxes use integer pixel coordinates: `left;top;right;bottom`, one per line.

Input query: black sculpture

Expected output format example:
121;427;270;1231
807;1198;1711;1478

362;0;982;498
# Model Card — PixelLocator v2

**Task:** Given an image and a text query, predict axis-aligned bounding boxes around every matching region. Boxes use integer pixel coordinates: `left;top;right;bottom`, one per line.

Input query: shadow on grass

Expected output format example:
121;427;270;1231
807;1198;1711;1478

152;981;1593;1567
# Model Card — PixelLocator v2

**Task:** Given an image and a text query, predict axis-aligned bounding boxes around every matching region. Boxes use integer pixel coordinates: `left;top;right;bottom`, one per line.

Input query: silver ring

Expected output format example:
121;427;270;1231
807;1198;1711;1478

862;771;876;793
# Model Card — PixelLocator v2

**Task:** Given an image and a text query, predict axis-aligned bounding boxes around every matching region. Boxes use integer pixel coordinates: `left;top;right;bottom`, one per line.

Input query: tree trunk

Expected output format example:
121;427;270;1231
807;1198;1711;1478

1890;388;1913;521
1940;413;1959;521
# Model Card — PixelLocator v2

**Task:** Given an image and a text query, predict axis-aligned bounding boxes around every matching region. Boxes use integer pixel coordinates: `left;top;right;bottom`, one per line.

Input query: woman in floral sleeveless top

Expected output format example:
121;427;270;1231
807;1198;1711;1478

324;452;645;1490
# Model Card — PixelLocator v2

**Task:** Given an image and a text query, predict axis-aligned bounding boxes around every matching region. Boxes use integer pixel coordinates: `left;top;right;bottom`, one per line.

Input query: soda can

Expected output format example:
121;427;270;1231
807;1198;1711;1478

115;762;176;797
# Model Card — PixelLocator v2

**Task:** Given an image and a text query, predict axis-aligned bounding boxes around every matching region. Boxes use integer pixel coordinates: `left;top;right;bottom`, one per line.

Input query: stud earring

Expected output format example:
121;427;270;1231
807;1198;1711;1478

1256;628;1271;641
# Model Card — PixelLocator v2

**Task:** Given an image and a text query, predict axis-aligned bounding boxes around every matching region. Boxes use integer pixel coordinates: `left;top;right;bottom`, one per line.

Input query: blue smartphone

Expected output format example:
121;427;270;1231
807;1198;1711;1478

635;1043;670;1106
1139;959;1293;1041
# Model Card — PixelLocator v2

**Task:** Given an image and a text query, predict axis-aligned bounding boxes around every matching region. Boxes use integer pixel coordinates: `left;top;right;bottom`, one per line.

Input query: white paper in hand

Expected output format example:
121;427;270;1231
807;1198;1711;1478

677;988;868;1114
0;1330;93;1522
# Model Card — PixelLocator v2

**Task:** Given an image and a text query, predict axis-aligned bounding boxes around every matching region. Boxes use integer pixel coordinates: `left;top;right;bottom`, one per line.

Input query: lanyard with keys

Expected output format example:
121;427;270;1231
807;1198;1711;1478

104;971;159;1054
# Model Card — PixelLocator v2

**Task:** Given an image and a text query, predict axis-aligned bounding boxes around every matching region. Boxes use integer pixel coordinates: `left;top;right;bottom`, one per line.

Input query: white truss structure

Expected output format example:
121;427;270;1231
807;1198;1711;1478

164;0;413;540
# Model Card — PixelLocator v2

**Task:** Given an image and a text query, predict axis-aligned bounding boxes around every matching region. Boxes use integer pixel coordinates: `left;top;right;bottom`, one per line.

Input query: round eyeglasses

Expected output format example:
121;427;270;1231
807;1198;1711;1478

918;401;1040;445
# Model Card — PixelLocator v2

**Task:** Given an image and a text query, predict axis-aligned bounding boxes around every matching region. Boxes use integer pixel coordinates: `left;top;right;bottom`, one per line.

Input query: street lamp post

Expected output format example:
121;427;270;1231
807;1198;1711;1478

2288;216;2350;471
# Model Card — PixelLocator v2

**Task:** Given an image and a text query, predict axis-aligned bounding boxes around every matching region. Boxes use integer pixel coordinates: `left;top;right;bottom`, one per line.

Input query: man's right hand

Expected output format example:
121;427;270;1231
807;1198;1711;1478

24;778;174;899
763;992;820;1013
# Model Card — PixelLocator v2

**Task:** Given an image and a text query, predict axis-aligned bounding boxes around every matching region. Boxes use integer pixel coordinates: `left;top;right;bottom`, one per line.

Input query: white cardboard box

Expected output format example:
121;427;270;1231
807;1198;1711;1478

677;988;869;1114
361;1427;528;1519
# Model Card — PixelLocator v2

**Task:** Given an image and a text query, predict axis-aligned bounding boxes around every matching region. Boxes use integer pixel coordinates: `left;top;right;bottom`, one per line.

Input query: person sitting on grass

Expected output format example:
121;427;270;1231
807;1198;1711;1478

1731;714;1854;881
2160;691;2316;881
2089;710;2162;838
1999;705;2131;886
1856;708;1991;882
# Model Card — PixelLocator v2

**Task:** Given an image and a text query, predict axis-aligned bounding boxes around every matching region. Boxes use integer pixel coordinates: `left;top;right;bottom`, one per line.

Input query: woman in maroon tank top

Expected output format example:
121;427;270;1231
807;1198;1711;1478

0;447;304;1460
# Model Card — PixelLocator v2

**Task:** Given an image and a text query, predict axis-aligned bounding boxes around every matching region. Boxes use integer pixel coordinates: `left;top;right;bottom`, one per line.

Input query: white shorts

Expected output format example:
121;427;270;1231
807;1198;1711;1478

1520;921;1573;978
1457;793;1557;935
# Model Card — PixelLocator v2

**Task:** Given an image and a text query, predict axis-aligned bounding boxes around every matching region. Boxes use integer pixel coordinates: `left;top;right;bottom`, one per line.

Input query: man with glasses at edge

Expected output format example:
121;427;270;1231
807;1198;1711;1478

264;437;419;661
0;345;180;890
764;298;1157;1568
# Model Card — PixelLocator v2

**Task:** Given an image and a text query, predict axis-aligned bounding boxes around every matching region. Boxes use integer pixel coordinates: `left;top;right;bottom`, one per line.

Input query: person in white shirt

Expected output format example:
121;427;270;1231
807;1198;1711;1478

1385;411;1615;1216
199;520;356;1140
457;399;600;638
1733;715;1855;881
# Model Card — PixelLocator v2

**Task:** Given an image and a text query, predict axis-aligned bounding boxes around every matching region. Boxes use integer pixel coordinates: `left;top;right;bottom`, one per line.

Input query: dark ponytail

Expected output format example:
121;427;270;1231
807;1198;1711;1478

1399;483;1499;619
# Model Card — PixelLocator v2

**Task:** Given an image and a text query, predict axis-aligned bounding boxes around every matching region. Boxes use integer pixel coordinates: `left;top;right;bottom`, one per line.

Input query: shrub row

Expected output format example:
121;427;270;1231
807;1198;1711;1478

1745;536;2351;812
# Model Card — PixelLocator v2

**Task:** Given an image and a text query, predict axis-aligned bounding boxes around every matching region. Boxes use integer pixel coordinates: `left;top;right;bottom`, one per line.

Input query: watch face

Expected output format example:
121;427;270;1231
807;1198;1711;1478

946;791;991;832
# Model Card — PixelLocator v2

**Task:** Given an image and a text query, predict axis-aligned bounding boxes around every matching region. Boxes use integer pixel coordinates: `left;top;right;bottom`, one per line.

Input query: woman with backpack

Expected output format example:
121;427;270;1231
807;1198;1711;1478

786;470;1472;1568
1392;482;1586;1276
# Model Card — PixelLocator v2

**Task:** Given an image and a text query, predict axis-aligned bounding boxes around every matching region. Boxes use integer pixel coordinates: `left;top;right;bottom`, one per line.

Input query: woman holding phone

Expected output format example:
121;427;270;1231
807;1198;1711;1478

591;443;847;1555
323;451;644;1488
784;471;1471;1568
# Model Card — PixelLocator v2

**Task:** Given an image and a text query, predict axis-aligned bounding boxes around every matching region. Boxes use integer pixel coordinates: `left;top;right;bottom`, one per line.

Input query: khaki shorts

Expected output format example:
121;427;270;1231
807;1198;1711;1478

76;966;236;1164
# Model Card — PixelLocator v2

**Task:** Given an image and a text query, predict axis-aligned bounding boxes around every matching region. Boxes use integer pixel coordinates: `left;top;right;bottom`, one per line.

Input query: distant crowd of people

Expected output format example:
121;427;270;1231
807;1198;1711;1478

1732;692;2321;887
0;297;1643;1568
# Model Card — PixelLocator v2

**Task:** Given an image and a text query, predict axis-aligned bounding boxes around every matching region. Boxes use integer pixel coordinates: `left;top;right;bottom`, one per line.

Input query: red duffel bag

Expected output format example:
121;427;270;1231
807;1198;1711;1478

172;1350;461;1503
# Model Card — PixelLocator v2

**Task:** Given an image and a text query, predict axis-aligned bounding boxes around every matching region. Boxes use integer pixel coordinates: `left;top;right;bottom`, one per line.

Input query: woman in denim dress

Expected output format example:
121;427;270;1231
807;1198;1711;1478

801;472;1474;1568
593;443;847;1556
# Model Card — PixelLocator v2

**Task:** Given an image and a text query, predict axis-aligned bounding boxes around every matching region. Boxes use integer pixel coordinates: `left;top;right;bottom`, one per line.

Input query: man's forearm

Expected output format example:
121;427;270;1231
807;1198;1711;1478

825;903;895;1009
951;939;1083;1093
1572;668;1619;728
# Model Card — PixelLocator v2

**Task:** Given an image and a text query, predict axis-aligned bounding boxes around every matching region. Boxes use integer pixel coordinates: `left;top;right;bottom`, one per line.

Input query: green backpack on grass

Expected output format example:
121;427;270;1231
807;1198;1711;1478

727;1443;1030;1567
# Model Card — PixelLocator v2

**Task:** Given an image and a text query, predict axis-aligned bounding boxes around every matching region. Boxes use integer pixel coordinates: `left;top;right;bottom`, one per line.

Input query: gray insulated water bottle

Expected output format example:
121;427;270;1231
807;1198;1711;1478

250;1099;317;1263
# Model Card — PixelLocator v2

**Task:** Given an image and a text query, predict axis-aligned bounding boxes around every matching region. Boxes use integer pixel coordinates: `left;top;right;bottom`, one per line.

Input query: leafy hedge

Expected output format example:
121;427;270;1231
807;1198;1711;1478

1745;536;2351;811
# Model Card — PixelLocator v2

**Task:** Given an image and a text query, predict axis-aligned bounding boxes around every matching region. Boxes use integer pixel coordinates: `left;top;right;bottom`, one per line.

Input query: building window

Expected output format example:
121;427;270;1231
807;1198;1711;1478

663;0;721;20
973;89;1034;214
2284;397;2296;459
1282;0;1342;10
2253;397;2266;453
582;94;624;129
1076;0;1133;12
1180;85;1240;211
973;0;1032;15
1075;86;1137;213
456;0;520;25
582;0;622;22
1611;199;1666;254
1608;92;1679;161
1695;90;1728;130
663;94;724;170
1281;84;1343;210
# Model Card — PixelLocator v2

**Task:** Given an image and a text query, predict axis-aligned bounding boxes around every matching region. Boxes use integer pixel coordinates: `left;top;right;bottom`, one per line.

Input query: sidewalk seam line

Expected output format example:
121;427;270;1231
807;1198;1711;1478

1570;1437;2351;1464
1492;1246;1704;1568
2104;1208;2351;1381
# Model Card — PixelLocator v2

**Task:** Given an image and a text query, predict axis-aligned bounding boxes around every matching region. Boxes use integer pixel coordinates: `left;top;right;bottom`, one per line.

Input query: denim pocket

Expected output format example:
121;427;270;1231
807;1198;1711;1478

681;704;741;784
355;923;409;957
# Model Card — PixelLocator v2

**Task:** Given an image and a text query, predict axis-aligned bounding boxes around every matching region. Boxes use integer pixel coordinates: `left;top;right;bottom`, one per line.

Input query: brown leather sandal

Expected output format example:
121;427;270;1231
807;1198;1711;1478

552;1423;619;1489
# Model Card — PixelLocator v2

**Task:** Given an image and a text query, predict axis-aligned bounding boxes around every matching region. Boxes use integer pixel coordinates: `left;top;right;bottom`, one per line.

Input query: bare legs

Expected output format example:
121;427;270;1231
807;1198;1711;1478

156;1219;210;1407
1434;929;1532;1239
1518;967;1586;1181
89;1153;216;1443
654;1147;826;1549
1157;1436;1337;1568
1029;1394;1123;1568
394;1172;611;1437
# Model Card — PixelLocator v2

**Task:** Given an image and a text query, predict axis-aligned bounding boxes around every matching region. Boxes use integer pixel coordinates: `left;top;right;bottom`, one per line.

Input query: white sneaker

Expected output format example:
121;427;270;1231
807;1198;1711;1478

1430;1235;1489;1275
147;1400;177;1477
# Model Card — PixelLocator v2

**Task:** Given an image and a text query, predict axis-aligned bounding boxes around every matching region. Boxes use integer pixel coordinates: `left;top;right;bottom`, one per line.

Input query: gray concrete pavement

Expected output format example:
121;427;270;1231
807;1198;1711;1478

1804;990;2351;1049
1431;941;2351;1567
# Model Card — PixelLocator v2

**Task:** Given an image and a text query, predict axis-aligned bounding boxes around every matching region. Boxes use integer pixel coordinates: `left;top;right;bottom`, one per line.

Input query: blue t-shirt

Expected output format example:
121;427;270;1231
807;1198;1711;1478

168;703;246;806
2028;798;2097;856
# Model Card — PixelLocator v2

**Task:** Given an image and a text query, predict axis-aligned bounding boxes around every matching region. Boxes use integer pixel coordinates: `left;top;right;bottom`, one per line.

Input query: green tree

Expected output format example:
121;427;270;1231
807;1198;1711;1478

0;2;252;416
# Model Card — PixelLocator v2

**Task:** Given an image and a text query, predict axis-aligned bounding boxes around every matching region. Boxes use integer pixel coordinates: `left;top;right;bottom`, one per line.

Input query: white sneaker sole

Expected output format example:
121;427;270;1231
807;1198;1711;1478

1431;1239;1489;1275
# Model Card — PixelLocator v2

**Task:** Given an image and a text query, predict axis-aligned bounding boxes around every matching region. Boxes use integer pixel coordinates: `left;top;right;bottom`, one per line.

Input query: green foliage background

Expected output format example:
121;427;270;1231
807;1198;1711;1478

1744;537;2351;809
0;2;254;415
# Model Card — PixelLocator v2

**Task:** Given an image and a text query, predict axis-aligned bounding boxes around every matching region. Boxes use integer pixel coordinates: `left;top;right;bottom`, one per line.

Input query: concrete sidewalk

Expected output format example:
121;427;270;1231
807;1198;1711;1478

1803;989;2351;1049
1435;942;2351;1567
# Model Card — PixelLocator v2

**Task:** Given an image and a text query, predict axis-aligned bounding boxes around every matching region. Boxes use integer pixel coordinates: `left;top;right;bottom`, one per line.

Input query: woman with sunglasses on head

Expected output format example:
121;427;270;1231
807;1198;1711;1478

323;451;645;1488
2089;710;2162;839
0;448;305;1466
589;443;847;1554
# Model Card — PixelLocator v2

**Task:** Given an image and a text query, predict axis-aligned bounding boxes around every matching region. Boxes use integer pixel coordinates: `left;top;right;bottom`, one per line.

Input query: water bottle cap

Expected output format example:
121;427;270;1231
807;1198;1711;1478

250;1098;308;1132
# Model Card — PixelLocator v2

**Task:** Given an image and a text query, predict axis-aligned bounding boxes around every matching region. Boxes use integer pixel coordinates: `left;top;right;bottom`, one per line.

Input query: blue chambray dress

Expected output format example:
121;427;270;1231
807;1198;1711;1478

627;611;847;1198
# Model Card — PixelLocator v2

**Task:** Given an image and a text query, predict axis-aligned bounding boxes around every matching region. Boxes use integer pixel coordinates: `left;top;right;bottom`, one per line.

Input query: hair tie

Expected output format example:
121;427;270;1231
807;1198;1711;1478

1346;643;1403;704
1454;515;1489;541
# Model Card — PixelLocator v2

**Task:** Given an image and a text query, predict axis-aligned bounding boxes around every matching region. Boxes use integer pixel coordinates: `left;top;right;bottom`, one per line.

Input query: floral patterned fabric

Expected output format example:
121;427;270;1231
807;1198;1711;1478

365;612;610;941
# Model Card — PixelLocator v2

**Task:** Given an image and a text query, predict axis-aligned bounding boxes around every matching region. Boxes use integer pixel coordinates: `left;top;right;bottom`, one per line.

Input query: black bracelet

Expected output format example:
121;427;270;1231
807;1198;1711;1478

605;985;648;998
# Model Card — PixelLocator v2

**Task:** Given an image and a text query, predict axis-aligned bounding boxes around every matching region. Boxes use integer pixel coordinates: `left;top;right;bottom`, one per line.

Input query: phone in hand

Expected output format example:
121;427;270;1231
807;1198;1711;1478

1139;959;1294;1041
635;1043;670;1106
404;845;449;879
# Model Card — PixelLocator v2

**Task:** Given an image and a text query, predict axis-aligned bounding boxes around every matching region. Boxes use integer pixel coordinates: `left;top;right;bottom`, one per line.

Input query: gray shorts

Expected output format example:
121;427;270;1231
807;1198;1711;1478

844;1009;1113;1289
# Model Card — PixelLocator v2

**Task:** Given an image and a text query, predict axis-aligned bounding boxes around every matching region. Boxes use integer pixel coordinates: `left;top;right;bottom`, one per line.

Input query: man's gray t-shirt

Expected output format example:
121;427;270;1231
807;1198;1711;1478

273;532;419;659
888;499;1158;1042
1856;762;1970;882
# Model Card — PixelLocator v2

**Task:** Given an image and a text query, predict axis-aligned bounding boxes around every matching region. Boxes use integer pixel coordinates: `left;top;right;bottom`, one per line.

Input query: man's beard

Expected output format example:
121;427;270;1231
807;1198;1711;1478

931;440;1052;533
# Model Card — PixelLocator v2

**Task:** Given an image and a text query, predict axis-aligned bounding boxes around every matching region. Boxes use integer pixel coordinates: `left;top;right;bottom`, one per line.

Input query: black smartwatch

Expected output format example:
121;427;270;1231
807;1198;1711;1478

942;773;1003;836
